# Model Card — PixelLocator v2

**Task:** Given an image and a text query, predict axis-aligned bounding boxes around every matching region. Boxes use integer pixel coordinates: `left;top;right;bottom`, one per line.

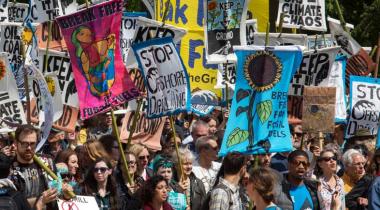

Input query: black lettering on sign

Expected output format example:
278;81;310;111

0;100;23;124
126;111;162;134
281;1;322;27
134;26;175;44
55;105;73;127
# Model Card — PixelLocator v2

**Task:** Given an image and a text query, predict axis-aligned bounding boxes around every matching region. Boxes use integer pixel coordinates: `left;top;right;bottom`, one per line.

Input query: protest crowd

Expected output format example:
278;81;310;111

1;0;380;209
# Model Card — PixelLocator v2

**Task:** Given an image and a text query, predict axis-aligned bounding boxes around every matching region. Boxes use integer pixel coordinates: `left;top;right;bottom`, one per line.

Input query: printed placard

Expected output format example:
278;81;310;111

276;0;327;31
346;76;380;138
289;46;341;96
302;87;336;133
56;0;140;119
133;37;191;118
204;0;249;64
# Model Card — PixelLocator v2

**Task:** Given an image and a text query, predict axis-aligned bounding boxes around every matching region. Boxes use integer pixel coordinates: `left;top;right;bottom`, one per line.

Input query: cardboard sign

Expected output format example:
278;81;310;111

204;0;249;64
53;105;78;133
56;0;140;119
220;45;303;156
289;46;341;96
35;21;67;51
133;37;191;118
302;87;336;133
0;53;26;132
57;196;99;210
276;0;327;31
346;76;380;138
253;33;308;47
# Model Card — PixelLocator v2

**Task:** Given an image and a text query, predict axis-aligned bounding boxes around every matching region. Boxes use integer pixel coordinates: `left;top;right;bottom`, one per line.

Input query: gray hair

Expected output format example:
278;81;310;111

171;147;195;165
195;135;217;153
342;149;363;167
190;120;209;133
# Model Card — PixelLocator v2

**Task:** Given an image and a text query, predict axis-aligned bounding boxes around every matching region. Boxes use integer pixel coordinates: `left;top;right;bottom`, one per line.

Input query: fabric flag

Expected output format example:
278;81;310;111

25;64;54;151
0;53;27;132
204;0;249;64
253;33;308;47
289;46;341;96
276;0;327;31
245;19;257;45
328;17;376;92
0;0;8;23
56;0;139;119
219;45;303;156
132;37;191;118
27;0;63;23
346;76;380;138
126;16;187;68
120;12;147;67
7;3;29;22
318;55;347;123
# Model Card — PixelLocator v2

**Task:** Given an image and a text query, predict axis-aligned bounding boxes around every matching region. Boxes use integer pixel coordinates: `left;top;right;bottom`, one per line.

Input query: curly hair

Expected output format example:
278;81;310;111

141;175;168;204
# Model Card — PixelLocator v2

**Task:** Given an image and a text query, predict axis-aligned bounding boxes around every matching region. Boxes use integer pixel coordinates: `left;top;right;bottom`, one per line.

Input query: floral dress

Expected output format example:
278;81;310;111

319;175;346;210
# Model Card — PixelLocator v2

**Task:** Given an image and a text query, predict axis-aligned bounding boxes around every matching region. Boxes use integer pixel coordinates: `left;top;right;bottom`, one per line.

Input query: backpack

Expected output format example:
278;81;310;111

200;183;233;210
0;189;19;210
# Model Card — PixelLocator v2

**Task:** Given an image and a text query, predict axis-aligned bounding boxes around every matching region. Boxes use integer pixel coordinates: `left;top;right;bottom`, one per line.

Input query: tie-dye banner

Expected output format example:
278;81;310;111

219;45;303;156
56;0;139;119
132;37;191;118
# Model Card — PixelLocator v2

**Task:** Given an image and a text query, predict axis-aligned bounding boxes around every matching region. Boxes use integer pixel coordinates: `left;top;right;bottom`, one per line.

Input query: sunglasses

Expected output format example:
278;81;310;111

93;167;109;173
321;156;337;162
290;160;309;167
139;155;150;160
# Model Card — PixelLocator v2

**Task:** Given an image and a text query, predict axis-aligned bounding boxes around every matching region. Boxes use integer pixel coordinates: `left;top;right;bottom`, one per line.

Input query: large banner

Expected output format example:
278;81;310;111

219;45;303;156
276;0;327;31
289;46;341;96
133;37;191;118
318;55;347;123
204;0;248;64
56;0;139;119
346;76;380;138
0;53;26;132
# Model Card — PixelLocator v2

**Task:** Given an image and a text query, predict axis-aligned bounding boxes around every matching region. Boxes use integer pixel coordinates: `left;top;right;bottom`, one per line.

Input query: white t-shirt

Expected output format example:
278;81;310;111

192;159;221;193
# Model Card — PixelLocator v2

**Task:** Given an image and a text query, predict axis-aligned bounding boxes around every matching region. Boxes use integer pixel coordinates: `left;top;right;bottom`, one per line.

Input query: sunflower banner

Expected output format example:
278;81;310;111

56;0;139;119
219;45;303;156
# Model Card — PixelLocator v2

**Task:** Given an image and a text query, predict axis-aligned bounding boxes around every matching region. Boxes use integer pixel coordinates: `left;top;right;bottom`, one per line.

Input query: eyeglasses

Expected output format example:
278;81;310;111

18;141;37;149
139;155;150;160
293;132;303;137
321;156;337;162
290;160;309;167
93;167;109;173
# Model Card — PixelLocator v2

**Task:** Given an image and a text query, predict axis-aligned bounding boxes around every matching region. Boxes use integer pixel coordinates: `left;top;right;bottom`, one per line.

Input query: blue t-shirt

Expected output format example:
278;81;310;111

289;184;313;210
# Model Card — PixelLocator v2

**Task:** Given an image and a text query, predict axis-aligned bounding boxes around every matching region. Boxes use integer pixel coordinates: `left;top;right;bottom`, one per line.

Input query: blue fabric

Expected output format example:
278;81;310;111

219;46;303;156
289;185;313;210
265;206;281;210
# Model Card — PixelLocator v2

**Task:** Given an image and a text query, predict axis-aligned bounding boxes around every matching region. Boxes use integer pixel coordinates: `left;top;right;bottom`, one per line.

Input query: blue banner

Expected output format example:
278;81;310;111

219;46;303;156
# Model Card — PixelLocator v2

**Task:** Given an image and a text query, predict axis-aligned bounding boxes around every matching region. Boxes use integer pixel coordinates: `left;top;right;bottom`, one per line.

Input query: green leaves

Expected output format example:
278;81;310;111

256;100;272;124
227;128;249;148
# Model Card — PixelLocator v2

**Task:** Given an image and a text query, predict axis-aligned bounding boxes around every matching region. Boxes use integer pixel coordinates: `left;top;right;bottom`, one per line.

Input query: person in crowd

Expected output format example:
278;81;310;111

77;139;113;173
10;125;60;209
153;156;187;210
315;149;345;210
130;143;153;181
162;118;185;143
172;147;206;210
116;151;143;210
99;134;120;163
0;133;16;157
255;153;272;168
368;172;380;210
192;135;221;193
64;130;79;150
42;129;65;159
160;132;182;158
141;175;174;210
367;148;380;176
83;158;118;210
203;116;219;134
0;153;32;210
209;152;247;210
275;149;321;210
182;120;210;152
342;149;373;210
55;149;81;193
246;167;280;210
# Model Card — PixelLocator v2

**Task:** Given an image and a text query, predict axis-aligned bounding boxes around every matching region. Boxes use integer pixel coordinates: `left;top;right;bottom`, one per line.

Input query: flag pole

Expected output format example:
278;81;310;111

333;0;348;32
170;116;184;180
127;98;143;149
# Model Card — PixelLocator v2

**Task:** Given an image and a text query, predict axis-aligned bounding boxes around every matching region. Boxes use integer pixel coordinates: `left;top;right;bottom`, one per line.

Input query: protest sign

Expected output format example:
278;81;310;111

328;17;376;92
191;104;215;116
28;0;63;23
61;0;78;15
35;21;67;51
133;37;191;118
142;0;154;18
276;0;327;31
0;53;26;132
25;64;54;151
7;3;29;22
120;12;147;66
204;0;249;64
253;33;308;47
245;19;257;45
53;105;78;133
126;16;187;68
318;55;347;123
288;95;303;124
37;49;78;108
346;76;380;138
0;0;8;22
215;62;236;90
57;196;99;210
45;74;64;121
56;0;140;119
219;45;303;156
302;87;336;133
307;34;334;50
289;46;341;96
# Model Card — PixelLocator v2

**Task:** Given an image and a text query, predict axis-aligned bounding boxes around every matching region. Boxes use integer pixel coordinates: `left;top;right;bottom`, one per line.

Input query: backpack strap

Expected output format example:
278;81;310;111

215;183;233;207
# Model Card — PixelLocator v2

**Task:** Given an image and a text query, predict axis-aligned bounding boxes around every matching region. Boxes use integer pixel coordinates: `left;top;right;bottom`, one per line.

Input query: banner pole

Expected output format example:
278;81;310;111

111;109;134;185
21;41;31;125
333;0;348;32
319;132;324;151
374;33;380;78
370;46;378;58
265;22;270;47
127;98;143;149
170;116;184;180
44;21;52;73
276;13;284;34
